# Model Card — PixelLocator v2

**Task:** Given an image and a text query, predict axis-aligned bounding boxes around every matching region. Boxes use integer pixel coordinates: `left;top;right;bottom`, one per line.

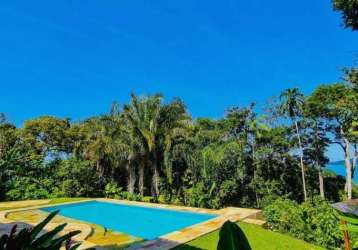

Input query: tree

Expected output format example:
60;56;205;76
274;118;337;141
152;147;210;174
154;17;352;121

73;111;131;193
123;94;162;197
0;113;6;125
344;67;358;89
21;116;72;157
279;88;307;201
123;93;189;198
307;84;357;199
56;157;101;197
302;118;329;198
0;121;45;200
333;0;358;30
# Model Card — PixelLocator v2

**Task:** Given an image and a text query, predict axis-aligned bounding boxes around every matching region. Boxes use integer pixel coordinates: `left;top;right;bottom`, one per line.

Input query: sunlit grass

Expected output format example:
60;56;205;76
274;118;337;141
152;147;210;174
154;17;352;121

0;197;88;211
174;222;324;250
48;197;88;205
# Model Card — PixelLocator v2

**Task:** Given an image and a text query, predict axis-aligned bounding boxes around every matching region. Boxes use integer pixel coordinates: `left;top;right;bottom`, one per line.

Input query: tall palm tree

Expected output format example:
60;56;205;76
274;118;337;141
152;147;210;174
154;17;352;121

280;88;307;201
124;94;161;197
78;115;130;185
108;109;138;194
123;93;189;198
81;117;113;178
157;98;191;196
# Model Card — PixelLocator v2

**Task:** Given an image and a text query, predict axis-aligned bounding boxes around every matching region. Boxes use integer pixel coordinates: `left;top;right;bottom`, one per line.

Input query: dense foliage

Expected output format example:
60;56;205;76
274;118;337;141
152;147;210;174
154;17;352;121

333;0;358;30
0;76;357;210
263;197;343;249
0;70;357;250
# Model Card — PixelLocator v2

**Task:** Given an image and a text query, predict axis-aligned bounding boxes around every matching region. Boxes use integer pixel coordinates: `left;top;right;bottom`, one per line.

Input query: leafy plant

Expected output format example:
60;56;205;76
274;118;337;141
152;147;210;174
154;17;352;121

119;191;141;201
104;182;122;198
142;196;154;203
217;220;251;250
263;197;343;249
0;210;82;250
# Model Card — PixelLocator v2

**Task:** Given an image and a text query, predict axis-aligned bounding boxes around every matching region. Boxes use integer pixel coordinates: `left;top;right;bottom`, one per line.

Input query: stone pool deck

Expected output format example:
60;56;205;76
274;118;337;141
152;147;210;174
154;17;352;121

0;198;263;250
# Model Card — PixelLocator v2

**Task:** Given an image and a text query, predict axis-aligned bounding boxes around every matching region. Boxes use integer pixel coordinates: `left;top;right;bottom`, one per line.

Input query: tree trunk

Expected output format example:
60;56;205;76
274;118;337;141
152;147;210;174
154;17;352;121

340;123;353;200
152;154;160;199
138;163;144;196
252;143;259;208
352;145;357;180
294;120;307;201
318;165;324;199
344;140;352;200
314;121;324;199
127;162;136;194
96;159;104;178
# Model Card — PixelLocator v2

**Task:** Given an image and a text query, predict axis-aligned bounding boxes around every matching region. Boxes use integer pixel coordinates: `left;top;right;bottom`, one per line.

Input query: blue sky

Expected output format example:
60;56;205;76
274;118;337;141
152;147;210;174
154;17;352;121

0;0;357;161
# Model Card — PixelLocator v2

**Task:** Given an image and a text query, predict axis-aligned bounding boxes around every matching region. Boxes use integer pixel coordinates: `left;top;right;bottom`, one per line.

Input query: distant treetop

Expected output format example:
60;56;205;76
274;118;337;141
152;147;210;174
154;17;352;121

333;0;358;30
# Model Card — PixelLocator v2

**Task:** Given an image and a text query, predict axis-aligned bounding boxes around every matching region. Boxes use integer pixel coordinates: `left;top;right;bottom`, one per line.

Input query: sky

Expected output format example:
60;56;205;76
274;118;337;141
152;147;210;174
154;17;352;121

0;0;357;161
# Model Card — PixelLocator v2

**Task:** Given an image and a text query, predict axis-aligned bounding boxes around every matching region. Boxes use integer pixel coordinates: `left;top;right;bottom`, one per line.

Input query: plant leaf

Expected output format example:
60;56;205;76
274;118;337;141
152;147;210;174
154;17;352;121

217;221;251;250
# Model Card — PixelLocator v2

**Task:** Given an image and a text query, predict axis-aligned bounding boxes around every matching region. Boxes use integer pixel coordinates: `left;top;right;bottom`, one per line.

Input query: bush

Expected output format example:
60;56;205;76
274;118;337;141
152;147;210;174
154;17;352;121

183;182;211;208
56;158;102;197
104;182;122;198
6;180;50;200
142;196;154;203
158;194;171;204
263;197;342;249
119;191;141;201
171;196;184;206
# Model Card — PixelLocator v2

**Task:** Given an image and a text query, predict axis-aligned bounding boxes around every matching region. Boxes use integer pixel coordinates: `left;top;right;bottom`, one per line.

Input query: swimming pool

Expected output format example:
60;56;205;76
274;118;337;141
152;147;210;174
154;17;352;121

41;201;216;239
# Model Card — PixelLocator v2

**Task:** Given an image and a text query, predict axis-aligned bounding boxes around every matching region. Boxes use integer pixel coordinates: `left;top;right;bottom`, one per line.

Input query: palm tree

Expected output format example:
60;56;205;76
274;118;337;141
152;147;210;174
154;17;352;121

123;93;189;198
123;94;161;197
280;88;307;201
82;117;113;178
78;114;130;185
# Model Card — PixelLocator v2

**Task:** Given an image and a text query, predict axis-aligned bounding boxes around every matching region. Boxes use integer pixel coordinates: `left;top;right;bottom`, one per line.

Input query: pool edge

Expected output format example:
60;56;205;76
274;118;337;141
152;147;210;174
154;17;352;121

0;198;261;250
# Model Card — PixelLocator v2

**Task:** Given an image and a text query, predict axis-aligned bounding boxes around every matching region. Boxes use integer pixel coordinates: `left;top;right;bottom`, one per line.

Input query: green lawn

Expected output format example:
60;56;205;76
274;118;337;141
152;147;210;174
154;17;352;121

48;197;88;205
174;222;324;250
0;197;88;211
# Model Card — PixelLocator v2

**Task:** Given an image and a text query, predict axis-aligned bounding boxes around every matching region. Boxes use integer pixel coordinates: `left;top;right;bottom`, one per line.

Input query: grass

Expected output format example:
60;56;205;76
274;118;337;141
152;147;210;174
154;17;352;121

0;197;88;211
48;197;88;204
174;222;324;250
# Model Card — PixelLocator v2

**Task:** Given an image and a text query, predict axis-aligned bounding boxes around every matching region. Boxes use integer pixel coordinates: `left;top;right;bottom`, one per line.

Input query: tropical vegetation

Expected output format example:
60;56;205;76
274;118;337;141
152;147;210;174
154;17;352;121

0;2;357;249
1;76;357;207
0;75;357;248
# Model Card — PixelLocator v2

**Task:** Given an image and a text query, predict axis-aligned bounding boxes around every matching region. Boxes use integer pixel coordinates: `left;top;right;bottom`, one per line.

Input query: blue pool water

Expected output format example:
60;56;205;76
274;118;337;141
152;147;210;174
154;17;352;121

41;201;216;239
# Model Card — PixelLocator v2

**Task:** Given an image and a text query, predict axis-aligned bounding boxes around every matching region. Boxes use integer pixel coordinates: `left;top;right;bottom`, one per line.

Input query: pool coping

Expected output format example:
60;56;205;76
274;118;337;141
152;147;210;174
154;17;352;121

0;198;261;250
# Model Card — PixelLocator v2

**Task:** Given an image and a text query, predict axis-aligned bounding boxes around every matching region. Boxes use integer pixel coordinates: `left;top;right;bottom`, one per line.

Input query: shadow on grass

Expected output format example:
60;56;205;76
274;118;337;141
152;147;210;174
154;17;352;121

172;244;206;250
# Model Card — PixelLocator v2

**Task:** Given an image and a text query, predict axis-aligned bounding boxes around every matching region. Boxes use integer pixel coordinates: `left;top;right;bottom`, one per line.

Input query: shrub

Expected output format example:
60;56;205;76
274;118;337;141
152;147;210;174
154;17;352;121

158;194;172;204
6;180;50;200
183;182;211;208
263;197;342;249
57;158;102;197
104;182;122;198
119;191;141;201
217;180;237;207
142;196;154;203
171;196;184;206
